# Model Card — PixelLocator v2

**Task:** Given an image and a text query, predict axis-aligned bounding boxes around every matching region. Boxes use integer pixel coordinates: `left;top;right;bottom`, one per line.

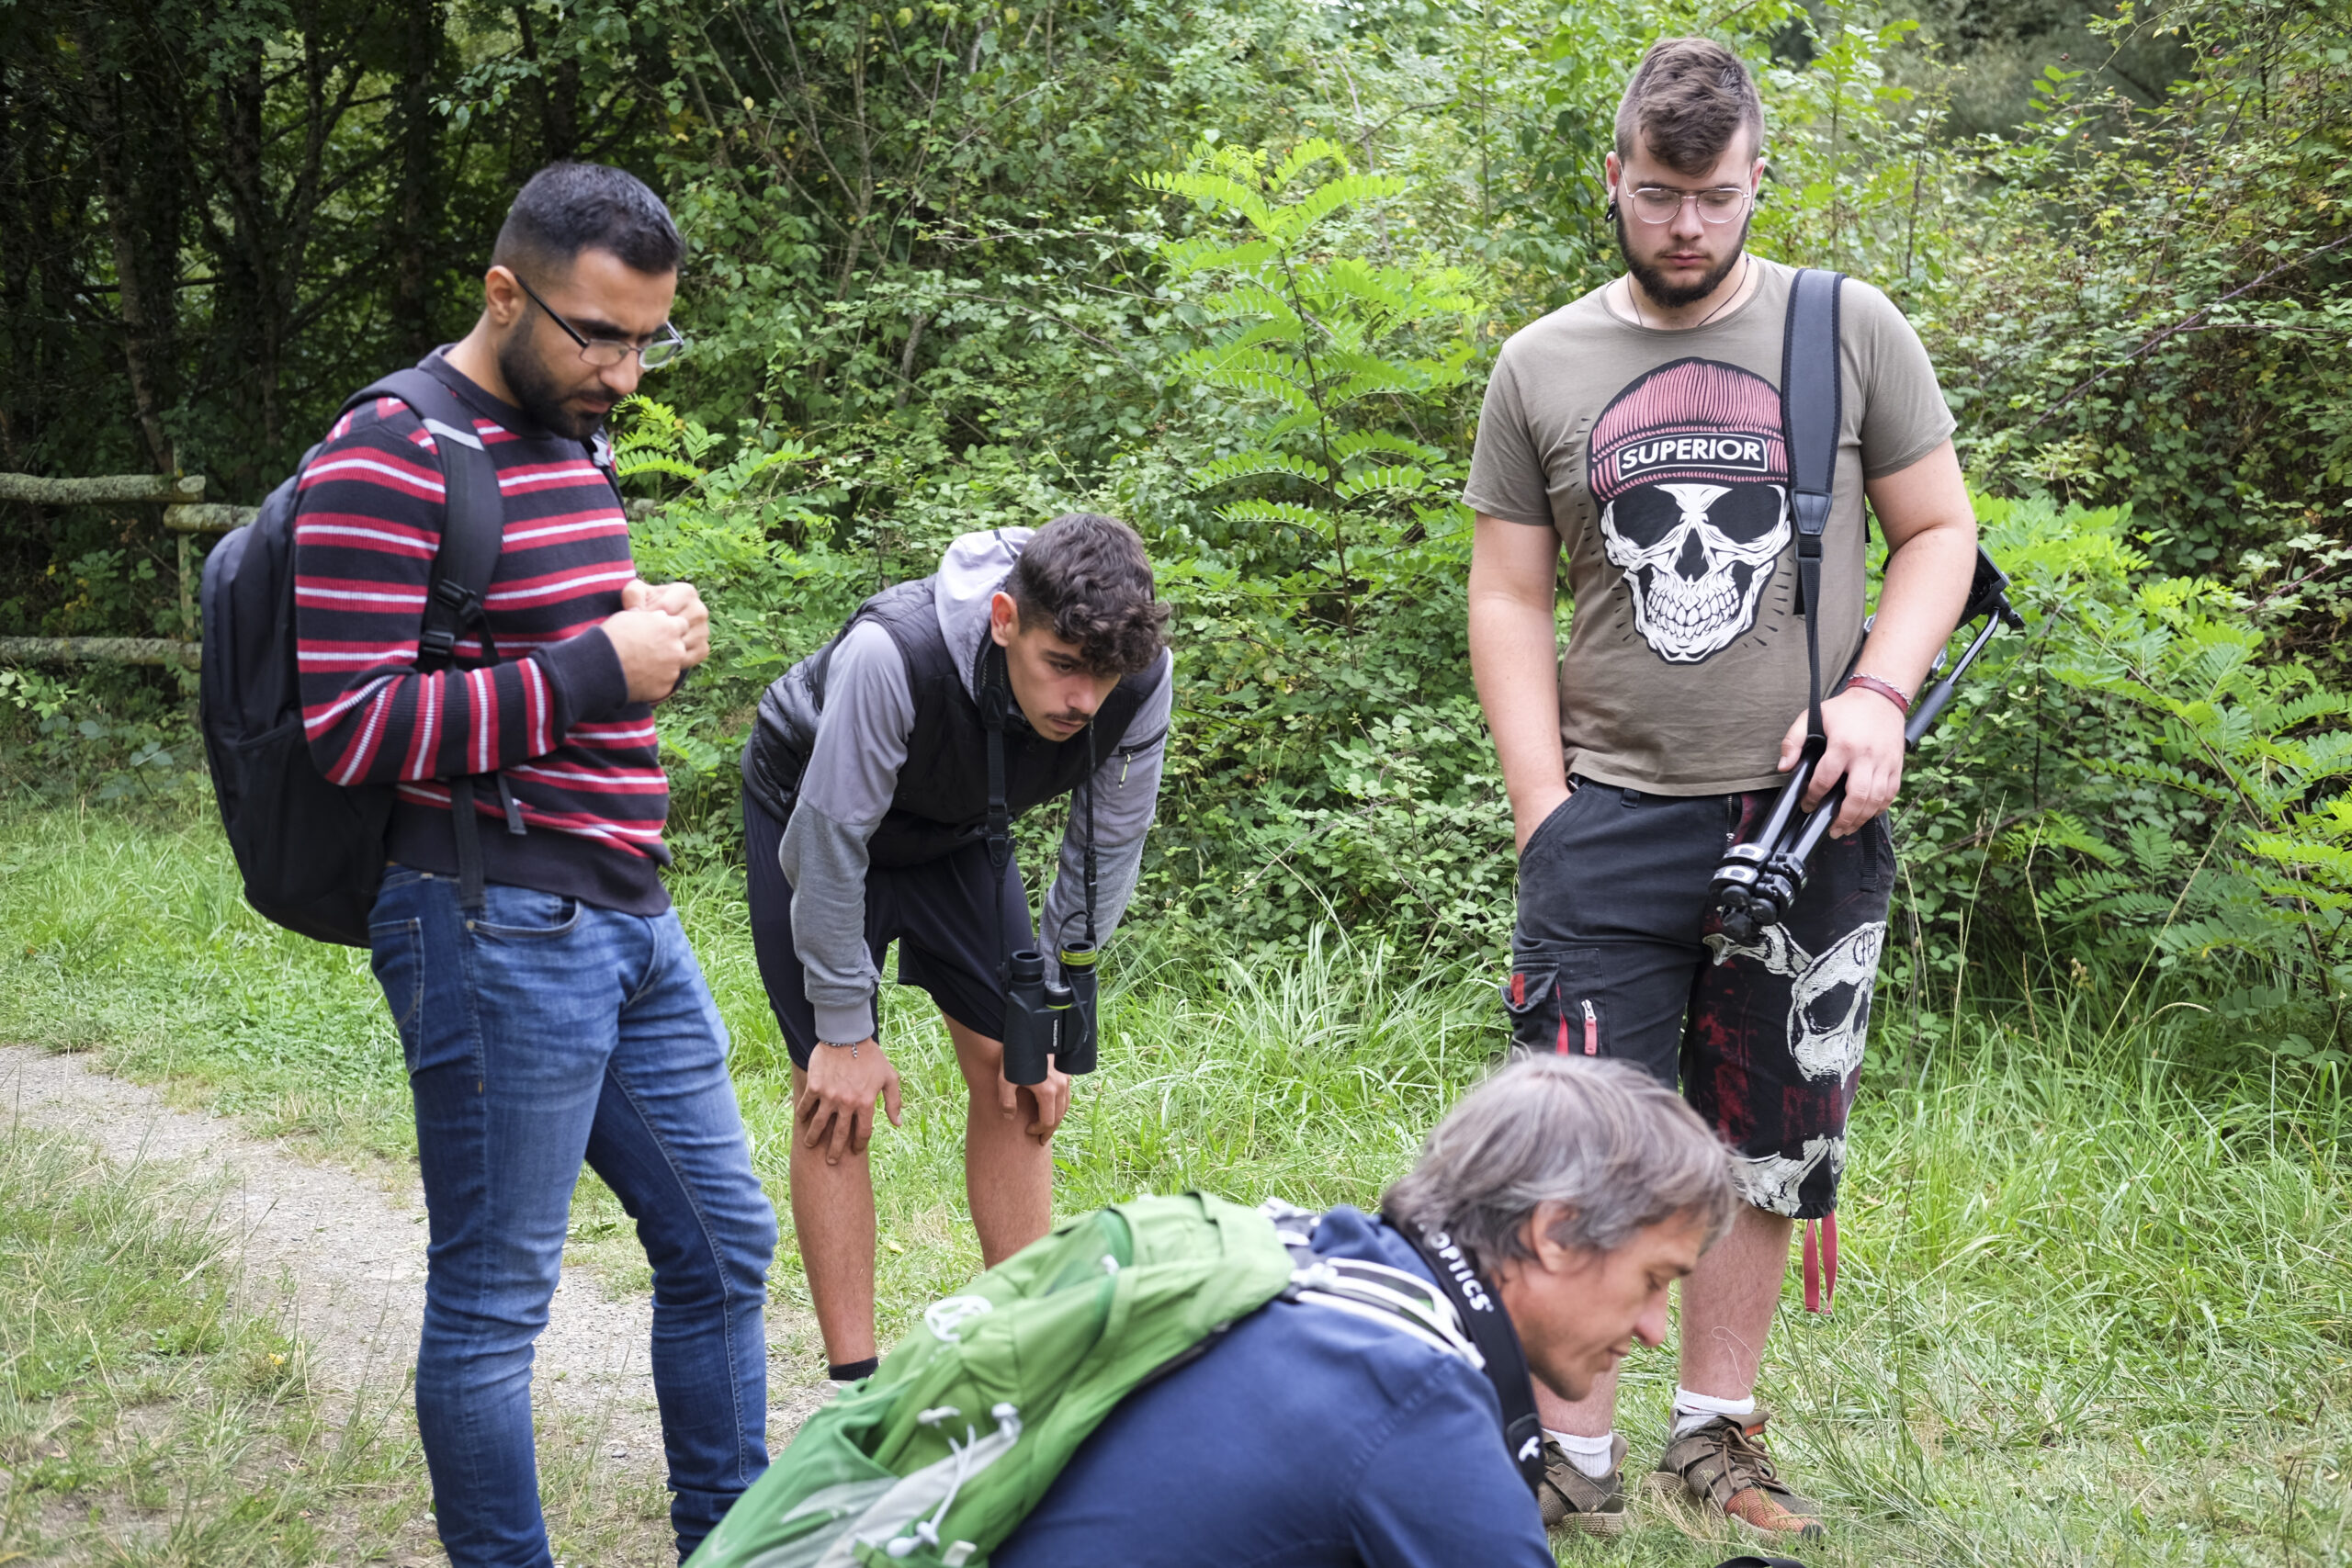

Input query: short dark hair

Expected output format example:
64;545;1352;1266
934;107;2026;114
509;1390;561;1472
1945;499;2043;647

1007;513;1171;677
1614;38;1763;176
492;162;684;277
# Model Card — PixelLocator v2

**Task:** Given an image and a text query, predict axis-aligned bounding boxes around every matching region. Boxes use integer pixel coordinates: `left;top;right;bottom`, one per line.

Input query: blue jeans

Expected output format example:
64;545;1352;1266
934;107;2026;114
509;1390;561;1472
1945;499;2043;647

368;868;776;1567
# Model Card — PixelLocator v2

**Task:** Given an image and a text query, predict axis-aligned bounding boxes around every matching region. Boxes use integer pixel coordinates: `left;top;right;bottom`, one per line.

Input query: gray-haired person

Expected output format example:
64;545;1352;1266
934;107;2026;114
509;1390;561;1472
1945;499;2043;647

988;1057;1737;1567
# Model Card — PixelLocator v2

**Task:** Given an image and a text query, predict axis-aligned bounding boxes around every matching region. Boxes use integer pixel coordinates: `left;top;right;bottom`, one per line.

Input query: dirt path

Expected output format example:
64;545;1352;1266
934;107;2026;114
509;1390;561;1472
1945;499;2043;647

0;1043;828;1557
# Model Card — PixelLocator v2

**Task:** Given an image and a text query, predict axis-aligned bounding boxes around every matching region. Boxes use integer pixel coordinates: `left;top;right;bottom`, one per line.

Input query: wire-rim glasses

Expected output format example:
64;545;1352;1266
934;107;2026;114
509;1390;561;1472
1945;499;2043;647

510;271;688;369
1621;182;1755;225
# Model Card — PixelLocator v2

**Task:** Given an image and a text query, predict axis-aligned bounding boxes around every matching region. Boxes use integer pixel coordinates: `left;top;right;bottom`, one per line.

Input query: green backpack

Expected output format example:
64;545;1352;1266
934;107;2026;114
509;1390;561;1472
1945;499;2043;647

688;1193;1508;1568
686;1192;1303;1568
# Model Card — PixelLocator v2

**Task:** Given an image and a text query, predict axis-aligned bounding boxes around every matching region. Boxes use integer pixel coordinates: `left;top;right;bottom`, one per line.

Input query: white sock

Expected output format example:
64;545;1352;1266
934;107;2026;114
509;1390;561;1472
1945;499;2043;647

1544;1427;1617;1480
1671;1386;1755;1438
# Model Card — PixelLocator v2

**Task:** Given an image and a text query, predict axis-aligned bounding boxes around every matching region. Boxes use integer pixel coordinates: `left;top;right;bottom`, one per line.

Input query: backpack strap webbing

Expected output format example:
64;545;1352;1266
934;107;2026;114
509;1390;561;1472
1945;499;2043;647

342;367;512;911
1780;268;1845;761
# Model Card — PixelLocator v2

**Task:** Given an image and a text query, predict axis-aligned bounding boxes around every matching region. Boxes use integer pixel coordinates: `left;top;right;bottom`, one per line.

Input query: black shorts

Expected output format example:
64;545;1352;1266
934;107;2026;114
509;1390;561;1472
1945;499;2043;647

1503;777;1895;1220
743;786;1031;1069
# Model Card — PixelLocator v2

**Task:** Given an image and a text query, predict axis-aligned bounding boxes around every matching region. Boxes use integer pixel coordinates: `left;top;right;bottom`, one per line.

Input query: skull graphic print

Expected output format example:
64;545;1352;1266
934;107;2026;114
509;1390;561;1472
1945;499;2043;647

1589;357;1791;664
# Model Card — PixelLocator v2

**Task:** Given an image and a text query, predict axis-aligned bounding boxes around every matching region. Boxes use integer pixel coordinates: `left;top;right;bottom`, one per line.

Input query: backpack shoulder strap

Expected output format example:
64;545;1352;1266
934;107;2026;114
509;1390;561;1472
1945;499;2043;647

345;366;511;908
1780;267;1845;757
1269;1202;1470;1354
349;367;505;672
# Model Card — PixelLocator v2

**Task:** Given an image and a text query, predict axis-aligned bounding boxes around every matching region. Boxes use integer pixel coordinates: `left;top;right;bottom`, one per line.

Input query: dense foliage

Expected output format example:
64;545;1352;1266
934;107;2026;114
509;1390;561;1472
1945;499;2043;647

6;0;2348;1044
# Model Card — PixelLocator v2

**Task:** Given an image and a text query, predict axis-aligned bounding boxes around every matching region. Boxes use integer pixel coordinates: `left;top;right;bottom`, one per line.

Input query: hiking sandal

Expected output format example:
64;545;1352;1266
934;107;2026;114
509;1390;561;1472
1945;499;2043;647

1648;1411;1825;1540
1537;1432;1628;1536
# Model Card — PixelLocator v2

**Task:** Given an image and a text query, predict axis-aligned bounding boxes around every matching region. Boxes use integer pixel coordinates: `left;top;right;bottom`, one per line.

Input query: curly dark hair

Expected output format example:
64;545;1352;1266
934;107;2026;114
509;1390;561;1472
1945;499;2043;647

1006;513;1171;676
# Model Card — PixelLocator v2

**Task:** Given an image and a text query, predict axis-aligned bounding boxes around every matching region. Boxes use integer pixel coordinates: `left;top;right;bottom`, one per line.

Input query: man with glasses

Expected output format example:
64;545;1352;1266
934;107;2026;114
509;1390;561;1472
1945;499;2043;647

290;162;775;1566
1464;37;1977;1542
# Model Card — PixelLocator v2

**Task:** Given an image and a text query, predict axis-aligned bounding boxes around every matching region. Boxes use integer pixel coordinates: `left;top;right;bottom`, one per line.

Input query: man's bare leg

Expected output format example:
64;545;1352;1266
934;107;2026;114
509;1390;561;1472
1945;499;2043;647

787;1063;879;1367
944;1016;1058;1267
1678;1203;1792;1399
1534;1203;1792;1436
790;1019;1069;1363
1536;1358;1619;1438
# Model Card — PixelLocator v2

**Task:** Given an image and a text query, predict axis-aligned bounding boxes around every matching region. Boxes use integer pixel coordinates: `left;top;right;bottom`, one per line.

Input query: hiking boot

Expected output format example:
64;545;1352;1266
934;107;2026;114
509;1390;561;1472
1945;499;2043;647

1537;1432;1628;1536
1649;1410;1825;1540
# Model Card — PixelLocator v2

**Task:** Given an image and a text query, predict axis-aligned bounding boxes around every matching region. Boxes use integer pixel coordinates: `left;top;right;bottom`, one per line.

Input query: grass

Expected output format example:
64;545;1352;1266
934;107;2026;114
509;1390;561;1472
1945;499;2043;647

5;795;2352;1564
0;1120;425;1564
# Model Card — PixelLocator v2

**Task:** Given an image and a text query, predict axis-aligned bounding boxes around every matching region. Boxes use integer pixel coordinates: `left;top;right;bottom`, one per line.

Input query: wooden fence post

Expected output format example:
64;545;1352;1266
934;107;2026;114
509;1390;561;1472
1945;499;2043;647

2;472;228;670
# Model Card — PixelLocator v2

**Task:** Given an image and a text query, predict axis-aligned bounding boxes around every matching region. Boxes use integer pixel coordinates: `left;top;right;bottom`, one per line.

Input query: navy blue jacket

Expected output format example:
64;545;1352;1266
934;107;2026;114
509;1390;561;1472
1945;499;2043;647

993;1207;1554;1568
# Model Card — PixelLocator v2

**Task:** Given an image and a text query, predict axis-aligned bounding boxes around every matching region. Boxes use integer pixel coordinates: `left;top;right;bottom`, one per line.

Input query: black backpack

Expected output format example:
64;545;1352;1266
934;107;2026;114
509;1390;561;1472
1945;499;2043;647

199;367;505;946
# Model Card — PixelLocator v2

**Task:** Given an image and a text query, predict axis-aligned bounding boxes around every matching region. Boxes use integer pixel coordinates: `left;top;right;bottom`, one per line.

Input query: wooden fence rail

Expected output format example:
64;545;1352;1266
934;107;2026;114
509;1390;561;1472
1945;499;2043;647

164;503;254;534
5;475;662;671
0;473;204;505
0;637;199;668
4;471;226;666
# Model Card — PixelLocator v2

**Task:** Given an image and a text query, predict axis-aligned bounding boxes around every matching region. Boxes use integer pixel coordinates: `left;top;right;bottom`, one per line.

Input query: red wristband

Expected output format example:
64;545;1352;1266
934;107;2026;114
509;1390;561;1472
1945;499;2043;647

1844;672;1911;715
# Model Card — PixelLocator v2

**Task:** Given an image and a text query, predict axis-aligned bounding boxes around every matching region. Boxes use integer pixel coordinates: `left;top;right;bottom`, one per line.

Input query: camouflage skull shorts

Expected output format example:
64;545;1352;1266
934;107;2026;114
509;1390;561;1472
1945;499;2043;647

1502;778;1895;1220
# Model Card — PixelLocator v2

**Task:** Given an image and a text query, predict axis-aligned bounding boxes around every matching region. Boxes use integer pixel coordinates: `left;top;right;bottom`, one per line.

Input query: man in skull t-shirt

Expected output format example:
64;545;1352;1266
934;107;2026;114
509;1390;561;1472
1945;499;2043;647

1472;285;1953;794
1463;37;1978;1545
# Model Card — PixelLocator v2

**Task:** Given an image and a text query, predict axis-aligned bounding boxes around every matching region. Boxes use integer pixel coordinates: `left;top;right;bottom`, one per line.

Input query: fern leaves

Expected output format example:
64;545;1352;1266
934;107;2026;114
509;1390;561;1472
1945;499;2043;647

2027;534;2352;996
1138;136;1478;628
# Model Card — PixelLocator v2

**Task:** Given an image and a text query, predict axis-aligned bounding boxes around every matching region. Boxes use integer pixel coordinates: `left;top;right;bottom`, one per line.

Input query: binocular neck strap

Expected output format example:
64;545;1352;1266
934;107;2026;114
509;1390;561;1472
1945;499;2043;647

978;638;1102;964
980;641;1014;981
1082;722;1098;946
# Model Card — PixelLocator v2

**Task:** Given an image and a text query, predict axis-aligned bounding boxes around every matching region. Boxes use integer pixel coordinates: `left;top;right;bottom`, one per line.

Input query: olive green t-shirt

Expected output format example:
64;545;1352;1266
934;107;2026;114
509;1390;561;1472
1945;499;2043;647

1463;257;1955;795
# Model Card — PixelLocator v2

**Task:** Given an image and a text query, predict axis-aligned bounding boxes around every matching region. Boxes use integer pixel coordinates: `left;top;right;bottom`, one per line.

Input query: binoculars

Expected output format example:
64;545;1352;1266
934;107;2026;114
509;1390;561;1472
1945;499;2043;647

1001;942;1101;1085
1710;547;2023;945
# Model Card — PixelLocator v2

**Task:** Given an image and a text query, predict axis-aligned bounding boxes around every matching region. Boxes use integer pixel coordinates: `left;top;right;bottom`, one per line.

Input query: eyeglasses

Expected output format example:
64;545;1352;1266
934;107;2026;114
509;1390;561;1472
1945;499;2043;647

1621;182;1755;225
509;271;688;369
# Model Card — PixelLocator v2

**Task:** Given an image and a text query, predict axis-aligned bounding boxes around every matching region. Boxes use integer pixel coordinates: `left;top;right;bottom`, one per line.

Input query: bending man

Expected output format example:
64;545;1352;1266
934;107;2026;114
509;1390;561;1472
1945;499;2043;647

740;515;1172;1382
994;1056;1735;1564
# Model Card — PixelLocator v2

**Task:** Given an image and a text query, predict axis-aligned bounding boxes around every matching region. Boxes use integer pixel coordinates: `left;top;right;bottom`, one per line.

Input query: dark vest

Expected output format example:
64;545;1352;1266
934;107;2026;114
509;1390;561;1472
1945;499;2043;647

741;576;1167;867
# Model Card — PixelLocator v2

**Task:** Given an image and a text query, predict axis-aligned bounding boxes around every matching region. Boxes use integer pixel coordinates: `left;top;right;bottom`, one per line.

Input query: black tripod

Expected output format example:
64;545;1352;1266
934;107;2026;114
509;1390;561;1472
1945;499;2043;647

1710;547;2023;944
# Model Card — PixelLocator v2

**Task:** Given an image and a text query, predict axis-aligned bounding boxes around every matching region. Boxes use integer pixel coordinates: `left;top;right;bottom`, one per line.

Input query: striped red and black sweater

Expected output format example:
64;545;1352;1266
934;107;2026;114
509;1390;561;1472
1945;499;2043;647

291;352;670;913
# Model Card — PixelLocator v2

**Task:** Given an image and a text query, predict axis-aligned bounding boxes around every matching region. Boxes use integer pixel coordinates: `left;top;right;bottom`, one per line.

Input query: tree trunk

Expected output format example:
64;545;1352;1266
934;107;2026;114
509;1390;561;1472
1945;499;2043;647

514;2;582;164
390;0;447;357
213;42;281;465
72;13;176;473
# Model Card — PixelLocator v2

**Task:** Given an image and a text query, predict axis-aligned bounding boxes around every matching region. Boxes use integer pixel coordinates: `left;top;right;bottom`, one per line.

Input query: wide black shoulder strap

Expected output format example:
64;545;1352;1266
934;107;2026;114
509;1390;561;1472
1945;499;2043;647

1780;268;1845;753
346;366;513;907
1787;270;1844;557
349;367;505;673
1781;267;1844;575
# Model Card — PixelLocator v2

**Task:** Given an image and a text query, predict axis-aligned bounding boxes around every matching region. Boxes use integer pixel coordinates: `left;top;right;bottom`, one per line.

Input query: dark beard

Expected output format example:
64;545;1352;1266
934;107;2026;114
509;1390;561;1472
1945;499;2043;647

1614;208;1750;311
497;324;605;441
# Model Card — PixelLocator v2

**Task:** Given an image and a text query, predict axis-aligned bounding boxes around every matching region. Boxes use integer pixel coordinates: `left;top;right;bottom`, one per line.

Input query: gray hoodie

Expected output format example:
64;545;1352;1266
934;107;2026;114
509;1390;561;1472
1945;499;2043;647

776;529;1174;1043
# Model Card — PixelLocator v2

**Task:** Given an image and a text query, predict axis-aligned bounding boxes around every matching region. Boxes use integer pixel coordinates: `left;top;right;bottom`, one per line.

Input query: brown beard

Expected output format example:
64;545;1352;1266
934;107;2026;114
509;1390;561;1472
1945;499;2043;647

1614;208;1751;311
